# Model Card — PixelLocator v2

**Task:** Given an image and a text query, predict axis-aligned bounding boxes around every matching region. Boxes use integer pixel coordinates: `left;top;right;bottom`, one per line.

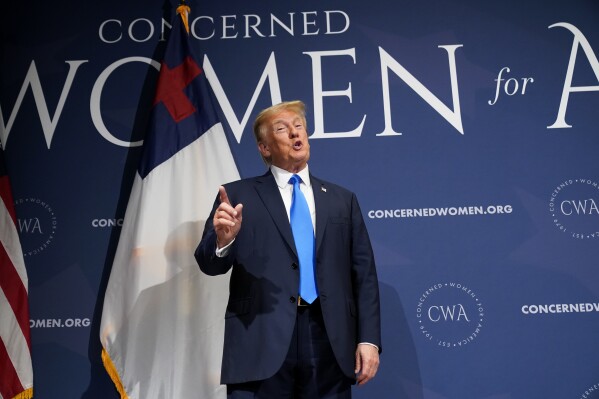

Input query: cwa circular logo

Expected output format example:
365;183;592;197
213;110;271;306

549;179;599;239
578;382;599;399
14;197;57;257
416;282;484;348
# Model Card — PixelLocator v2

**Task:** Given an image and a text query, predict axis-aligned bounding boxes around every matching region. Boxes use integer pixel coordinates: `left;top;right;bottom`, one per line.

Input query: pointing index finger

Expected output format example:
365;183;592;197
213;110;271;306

218;185;231;206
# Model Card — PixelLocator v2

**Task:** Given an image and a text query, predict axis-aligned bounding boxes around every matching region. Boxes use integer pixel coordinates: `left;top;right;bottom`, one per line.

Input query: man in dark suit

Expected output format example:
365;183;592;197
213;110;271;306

195;100;381;398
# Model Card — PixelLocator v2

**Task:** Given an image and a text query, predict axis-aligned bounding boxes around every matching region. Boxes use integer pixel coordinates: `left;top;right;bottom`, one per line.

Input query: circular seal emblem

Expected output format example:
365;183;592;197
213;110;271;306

14;197;57;257
549;179;599;239
416;283;484;348
578;382;599;399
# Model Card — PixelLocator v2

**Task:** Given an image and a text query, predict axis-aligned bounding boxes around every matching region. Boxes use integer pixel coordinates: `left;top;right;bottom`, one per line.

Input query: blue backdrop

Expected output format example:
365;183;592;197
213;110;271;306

1;0;599;398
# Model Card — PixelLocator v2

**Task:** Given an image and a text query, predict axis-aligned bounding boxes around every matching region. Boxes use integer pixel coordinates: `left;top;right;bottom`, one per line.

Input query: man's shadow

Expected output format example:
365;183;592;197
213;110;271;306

354;281;424;399
84;215;238;398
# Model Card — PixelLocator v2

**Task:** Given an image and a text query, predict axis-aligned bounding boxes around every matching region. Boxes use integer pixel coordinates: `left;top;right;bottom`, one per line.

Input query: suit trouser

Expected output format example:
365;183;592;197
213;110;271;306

226;299;353;399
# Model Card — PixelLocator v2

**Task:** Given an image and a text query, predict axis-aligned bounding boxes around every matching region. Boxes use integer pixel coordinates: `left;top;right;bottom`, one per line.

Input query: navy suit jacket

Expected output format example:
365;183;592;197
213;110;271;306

195;170;381;384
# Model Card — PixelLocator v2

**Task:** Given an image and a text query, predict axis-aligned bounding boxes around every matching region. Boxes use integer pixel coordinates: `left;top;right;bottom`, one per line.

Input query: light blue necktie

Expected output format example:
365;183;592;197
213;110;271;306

289;174;318;303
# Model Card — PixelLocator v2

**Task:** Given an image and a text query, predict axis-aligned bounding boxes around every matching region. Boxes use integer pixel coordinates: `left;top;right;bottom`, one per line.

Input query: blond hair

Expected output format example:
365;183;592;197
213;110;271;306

253;101;307;164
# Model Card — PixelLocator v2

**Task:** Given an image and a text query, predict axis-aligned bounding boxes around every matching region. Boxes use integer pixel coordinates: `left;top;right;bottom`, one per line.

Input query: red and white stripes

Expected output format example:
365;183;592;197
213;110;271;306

0;159;33;399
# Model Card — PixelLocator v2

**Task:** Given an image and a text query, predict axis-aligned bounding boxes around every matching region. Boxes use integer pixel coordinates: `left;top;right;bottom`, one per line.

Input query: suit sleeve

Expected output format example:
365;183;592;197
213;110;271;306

350;192;382;352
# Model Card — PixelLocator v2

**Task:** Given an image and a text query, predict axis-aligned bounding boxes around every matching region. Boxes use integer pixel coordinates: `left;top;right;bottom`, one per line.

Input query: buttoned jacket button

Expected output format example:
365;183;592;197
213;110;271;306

291;262;298;270
289;296;296;303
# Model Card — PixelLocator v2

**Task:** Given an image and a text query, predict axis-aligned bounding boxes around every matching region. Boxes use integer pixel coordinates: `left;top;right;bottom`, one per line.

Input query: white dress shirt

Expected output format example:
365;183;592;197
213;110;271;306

270;164;316;232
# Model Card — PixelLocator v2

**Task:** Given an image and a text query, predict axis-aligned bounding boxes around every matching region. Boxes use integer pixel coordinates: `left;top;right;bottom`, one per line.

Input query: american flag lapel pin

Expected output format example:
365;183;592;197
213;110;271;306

321;186;327;192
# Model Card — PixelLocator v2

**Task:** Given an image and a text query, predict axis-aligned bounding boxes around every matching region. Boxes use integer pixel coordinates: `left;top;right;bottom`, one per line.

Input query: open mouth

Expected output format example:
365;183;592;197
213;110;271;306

293;140;303;150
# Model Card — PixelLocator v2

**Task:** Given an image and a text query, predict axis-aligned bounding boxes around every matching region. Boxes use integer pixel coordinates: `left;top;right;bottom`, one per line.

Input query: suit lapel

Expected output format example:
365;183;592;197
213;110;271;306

254;171;297;256
311;175;329;255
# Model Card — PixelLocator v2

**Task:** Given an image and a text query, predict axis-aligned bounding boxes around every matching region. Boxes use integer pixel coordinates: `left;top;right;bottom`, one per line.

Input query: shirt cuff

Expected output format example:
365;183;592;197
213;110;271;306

358;342;379;351
215;238;235;257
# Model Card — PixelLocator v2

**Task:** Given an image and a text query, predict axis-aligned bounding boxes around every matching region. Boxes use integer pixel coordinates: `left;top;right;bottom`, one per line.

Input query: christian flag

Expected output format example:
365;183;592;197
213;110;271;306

100;3;238;398
0;141;33;399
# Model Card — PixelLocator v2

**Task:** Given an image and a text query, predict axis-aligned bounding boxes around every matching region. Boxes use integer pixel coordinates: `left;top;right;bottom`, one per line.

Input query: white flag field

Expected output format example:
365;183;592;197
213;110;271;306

99;7;240;398
100;121;239;398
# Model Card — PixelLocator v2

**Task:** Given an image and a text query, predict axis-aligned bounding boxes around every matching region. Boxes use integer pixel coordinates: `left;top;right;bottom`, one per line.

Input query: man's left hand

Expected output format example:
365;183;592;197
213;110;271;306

354;344;379;386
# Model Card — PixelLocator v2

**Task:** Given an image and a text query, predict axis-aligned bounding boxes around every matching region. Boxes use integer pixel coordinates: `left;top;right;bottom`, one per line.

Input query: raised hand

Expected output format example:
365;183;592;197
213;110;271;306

213;186;243;248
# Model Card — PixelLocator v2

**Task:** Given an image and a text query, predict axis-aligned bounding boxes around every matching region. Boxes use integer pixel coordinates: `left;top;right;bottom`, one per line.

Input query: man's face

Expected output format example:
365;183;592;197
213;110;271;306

258;110;310;173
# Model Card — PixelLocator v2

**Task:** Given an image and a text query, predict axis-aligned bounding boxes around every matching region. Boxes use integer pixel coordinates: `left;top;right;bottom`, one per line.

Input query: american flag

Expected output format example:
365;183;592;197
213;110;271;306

0;140;33;399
